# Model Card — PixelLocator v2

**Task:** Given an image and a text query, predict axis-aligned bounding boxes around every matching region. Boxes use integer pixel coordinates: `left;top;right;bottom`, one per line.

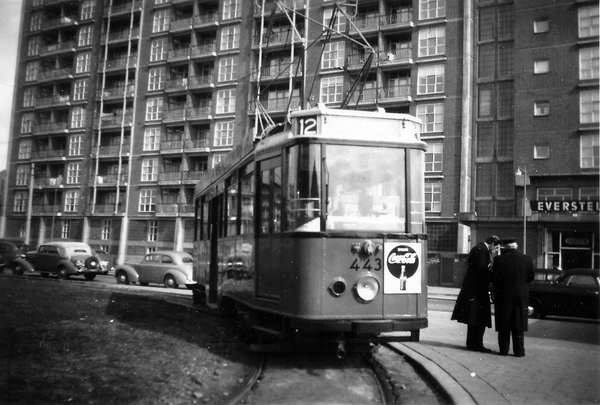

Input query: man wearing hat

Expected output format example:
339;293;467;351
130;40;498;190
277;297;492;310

491;238;535;357
451;235;500;353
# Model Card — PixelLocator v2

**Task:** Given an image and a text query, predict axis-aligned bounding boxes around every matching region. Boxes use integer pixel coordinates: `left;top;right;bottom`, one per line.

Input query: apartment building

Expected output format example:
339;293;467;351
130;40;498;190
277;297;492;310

1;0;598;284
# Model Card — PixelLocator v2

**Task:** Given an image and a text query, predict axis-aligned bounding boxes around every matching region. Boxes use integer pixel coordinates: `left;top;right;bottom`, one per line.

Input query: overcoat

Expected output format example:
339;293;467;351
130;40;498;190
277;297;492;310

491;249;535;331
451;242;492;328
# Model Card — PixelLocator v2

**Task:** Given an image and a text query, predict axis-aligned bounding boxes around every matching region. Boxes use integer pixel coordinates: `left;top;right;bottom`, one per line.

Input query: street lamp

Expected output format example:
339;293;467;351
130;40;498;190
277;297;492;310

515;167;530;254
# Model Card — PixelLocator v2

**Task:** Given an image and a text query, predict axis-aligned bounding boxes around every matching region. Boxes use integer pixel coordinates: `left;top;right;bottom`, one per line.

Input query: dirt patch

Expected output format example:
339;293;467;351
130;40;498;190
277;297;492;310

0;277;257;405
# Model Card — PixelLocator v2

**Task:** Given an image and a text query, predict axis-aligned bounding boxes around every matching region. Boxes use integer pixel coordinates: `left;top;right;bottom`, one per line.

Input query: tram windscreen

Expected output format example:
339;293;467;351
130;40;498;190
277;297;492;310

325;145;406;232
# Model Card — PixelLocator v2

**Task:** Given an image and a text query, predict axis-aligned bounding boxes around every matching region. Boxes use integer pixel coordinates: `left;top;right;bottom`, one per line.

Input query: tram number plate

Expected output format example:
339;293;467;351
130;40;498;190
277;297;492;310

350;258;382;272
298;116;317;135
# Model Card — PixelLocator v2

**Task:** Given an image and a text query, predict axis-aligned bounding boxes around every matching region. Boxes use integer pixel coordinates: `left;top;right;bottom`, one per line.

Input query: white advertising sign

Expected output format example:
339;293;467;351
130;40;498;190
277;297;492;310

383;242;422;294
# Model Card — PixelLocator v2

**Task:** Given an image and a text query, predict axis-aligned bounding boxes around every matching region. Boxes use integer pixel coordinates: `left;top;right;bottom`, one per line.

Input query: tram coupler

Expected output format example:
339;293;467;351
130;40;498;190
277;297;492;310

336;339;347;359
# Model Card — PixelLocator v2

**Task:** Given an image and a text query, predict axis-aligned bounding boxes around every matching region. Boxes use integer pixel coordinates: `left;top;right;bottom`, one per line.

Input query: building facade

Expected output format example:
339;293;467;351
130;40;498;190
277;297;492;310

1;0;598;283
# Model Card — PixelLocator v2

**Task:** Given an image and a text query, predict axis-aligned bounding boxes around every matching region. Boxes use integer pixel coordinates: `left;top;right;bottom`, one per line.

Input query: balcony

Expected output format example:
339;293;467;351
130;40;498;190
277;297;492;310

160;139;185;153
91;144;131;157
156;203;180;217
37;68;73;82
193;12;219;29
39;41;76;56
170;18;193;33
251;96;301;113
253;29;304;48
187;106;212;121
31;149;67;161
378;47;413;68
163;108;187;123
102;55;138;71
349;14;380;35
184;138;210;152
97;84;135;100
191;43;217;59
168;47;191;62
95;112;134;129
182;171;206;184
36;95;71;108
165;78;189;93
89;204;125;216
251;62;302;82
90;173;129;186
103;1;142;17
34;176;65;188
380;9;413;31
158;172;182;185
347;85;412;106
189;75;214;89
255;0;306;17
31;204;60;216
33;122;69;135
346;51;379;70
41;16;78;30
104;27;140;43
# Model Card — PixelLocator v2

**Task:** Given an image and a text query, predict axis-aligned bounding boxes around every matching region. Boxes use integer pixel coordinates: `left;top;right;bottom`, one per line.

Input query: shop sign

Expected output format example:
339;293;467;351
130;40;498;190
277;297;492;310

530;200;599;213
561;233;592;248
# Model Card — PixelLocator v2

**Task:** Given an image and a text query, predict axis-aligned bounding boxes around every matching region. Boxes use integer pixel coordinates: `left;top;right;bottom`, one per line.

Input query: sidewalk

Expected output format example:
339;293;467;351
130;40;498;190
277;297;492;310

390;287;600;405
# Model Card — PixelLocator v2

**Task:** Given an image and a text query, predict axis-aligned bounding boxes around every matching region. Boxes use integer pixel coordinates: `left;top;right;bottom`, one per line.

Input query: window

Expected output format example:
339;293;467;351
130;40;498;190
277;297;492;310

418;27;445;57
76;53;91;74
68;135;82;156
23;88;35;108
78;26;93;46
419;0;446;20
217;89;236;113
534;59;549;74
30;12;42;31
240;164;254;235
320;76;343;103
578;5;599;38
101;220;112;240
322;42;345;69
581;134;599;168
81;1;95;20
425;182;442;212
16;165;30;186
148;67;165;91
139;189;157;212
142;158;159;181
25;62;38;82
534;101;549;116
144;127;161;151
223;0;240;20
534;144;550;159
537;188;573;201
73;79;88;101
533;19;549;34
215;121;234;146
218;57;239;82
64;191;79;212
323;8;346;32
417;103;444;132
580;187;599;200
417;65;445;95
150;38;168;62
21;113;34;134
425;143;443;172
153;10;170;33
580;90;599;124
147;220;158;242
14;192;27;213
67;163;81;184
220;25;240;50
213;154;226;168
61;220;71;239
18;140;31;159
28;36;40;57
146;97;163;121
580;47;599;80
71;107;86;128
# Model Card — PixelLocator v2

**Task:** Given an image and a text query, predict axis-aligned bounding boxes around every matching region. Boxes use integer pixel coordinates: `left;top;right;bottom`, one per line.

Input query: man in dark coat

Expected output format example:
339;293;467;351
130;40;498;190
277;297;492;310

491;238;535;357
451;235;500;353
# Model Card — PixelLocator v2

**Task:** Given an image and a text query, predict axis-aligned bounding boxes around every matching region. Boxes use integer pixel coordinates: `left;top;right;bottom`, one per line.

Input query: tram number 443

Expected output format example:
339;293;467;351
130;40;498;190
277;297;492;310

350;258;382;272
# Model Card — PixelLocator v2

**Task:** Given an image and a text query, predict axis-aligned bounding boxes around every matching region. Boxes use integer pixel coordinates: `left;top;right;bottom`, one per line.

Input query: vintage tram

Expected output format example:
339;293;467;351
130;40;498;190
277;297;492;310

193;105;427;354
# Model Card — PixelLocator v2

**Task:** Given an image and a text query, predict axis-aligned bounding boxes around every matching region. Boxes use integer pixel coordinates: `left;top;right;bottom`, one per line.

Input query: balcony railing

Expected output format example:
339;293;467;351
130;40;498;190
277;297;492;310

187;106;212;120
166;78;188;92
191;43;216;58
189;75;214;89
254;29;304;46
38;68;73;81
168;47;191;61
182;171;206;182
347;85;412;104
31;204;60;215
36;95;71;107
105;27;140;43
91;173;129;185
193;12;218;28
98;84;135;99
33;122;69;134
91;144;131;157
39;41;76;55
170;18;193;32
96;113;133;128
31;149;67;160
102;55;138;70
158;172;182;182
155;203;196;216
185;138;209;150
161;140;185;151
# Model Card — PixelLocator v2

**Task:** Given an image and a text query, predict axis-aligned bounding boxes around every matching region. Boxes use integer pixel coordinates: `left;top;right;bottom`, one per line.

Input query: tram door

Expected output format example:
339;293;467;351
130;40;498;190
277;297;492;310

208;193;222;305
256;157;282;301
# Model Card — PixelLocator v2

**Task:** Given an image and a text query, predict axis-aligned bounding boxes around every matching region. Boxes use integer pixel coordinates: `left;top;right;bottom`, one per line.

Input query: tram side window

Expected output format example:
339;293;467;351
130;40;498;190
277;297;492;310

226;174;238;236
240;164;254;235
200;196;209;241
259;158;282;234
286;144;321;232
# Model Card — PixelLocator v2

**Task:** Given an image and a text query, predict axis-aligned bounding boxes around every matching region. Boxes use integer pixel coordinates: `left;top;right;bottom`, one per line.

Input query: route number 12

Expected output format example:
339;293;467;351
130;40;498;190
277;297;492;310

298;116;317;135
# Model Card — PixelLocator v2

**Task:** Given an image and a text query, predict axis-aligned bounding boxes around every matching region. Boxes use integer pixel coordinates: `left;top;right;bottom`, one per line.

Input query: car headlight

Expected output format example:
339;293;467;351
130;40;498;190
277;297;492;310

355;274;379;302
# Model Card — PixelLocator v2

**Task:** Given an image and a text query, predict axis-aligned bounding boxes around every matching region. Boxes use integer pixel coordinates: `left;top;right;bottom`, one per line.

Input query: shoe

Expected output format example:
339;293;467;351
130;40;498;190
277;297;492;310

498;352;508;356
478;347;493;353
514;353;525;357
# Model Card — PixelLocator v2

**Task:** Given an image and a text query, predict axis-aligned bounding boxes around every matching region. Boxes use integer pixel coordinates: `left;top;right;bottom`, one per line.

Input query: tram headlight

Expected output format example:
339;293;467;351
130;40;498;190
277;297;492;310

355;274;380;302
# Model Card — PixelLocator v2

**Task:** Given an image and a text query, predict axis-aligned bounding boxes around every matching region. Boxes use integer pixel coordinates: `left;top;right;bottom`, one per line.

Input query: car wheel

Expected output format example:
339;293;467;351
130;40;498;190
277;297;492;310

528;299;543;319
57;267;69;280
164;275;178;289
84;273;96;281
85;257;99;270
116;271;129;285
12;263;24;276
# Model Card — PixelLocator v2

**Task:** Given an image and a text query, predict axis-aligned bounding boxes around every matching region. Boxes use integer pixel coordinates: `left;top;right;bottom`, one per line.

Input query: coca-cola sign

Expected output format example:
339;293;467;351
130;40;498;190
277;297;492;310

386;245;419;279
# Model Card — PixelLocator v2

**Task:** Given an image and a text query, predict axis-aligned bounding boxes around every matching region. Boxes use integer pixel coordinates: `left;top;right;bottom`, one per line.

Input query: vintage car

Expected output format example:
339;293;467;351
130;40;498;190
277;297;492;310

95;249;115;273
532;268;563;283
528;268;600;319
25;242;107;280
114;251;195;289
0;239;34;275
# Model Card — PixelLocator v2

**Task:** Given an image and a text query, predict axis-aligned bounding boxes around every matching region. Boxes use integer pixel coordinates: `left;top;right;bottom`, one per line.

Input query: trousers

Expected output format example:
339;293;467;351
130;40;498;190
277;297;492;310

466;325;486;350
498;330;525;356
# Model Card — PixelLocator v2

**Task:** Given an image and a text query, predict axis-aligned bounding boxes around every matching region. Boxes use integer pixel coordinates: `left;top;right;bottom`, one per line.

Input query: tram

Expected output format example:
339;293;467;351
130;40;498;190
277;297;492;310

193;104;427;354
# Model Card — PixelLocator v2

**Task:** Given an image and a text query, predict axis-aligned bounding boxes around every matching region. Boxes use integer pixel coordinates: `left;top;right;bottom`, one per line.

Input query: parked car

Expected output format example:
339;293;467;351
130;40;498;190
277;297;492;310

25;242;107;280
532;268;563;283
115;251;195;289
528;268;600;319
0;239;34;275
95;250;115;273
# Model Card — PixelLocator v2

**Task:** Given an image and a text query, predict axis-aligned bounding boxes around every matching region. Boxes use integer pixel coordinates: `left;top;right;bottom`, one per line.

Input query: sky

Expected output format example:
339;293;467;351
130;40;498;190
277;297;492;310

0;0;23;172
